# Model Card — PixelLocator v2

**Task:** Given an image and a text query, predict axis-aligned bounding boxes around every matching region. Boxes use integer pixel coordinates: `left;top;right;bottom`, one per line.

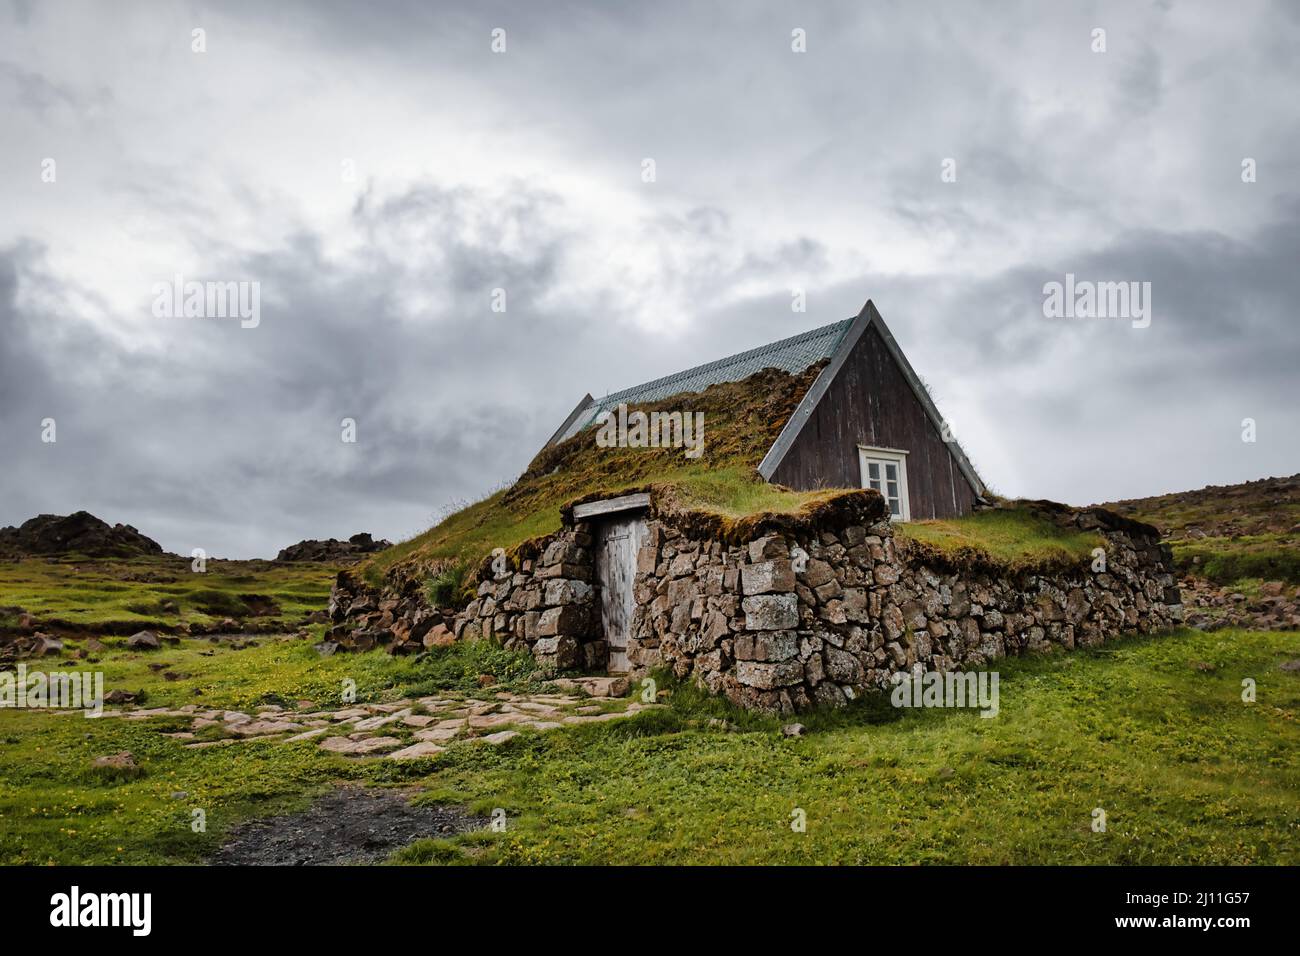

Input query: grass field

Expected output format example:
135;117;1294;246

1;625;1296;865
0;556;336;632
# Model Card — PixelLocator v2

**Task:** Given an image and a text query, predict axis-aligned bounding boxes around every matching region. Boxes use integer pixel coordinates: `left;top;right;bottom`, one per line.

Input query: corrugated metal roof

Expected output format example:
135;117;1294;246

557;318;852;442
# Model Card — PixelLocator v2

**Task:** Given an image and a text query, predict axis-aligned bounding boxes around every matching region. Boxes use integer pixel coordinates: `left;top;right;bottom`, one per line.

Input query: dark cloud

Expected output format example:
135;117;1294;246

1;1;1296;556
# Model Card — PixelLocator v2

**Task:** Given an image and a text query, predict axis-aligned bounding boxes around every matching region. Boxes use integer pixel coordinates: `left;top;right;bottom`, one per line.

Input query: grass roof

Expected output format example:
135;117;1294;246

363;364;1119;592
365;363;830;584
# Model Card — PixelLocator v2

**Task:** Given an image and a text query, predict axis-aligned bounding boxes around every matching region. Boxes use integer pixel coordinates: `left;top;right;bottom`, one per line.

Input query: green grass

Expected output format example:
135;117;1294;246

1105;475;1300;588
895;508;1103;572
2;625;1296;865
0;556;336;631
1172;538;1300;586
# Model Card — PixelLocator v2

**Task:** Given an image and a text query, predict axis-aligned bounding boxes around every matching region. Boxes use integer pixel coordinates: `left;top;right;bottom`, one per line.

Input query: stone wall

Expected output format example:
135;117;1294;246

453;527;606;672
327;525;604;670
331;491;1183;713
624;496;1182;713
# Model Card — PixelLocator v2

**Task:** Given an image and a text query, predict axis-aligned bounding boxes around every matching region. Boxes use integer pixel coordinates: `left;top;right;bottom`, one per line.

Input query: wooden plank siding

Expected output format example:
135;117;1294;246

769;324;979;519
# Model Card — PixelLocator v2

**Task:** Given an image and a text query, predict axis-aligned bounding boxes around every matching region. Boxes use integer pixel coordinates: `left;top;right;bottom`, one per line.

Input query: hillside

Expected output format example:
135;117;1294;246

1100;474;1300;631
1101;474;1300;585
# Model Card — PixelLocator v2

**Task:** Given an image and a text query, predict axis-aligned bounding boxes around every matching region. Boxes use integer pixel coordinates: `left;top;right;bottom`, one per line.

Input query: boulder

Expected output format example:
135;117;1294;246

127;631;161;651
91;752;138;771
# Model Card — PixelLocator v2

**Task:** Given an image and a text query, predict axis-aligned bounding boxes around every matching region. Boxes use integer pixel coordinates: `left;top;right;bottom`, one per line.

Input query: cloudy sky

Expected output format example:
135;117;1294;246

1;0;1297;558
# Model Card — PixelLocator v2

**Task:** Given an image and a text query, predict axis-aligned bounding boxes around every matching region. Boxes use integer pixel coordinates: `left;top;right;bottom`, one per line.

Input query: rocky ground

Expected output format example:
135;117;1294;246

211;787;485;865
1103;473;1300;540
90;676;653;760
1101;474;1300;631
1178;577;1300;631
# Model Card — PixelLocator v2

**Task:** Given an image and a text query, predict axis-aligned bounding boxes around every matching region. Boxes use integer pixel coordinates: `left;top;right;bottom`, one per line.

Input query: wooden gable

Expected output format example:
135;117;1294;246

761;301;985;519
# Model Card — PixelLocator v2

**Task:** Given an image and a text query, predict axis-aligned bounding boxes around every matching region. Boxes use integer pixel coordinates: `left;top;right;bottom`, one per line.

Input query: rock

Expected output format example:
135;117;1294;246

422;623;454;648
741;560;796;596
546;676;629;697
824;646;864;683
532;636;580;669
230;719;303;737
275;533;392;563
0;511;164;558
414;726;462;743
103;689;137;704
543;579;593;606
479;730;520;745
386;741;447;760
748;536;788;561
127;631;161;650
318;735;402;755
802;559;835;589
28;634;63;658
781;723;806;737
91;752;138;771
742;594;799;631
283;728;329;742
735;660;804;689
537;605;587;637
734;630;799;662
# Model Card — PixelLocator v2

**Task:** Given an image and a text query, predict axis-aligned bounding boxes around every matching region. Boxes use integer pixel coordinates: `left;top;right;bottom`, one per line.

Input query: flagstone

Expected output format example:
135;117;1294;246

319;735;402;755
387;741;447;760
284;727;329;742
330;708;371;721
366;702;412;713
353;709;412;730
414;726;461;743
468;713;521;729
231;720;303;737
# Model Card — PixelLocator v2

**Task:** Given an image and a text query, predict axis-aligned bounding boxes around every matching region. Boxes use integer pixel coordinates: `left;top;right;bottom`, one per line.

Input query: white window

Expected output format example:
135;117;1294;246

858;446;910;521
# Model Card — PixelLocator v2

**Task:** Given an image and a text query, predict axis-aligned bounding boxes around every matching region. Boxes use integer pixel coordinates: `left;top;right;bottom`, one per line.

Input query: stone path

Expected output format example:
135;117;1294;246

92;677;655;760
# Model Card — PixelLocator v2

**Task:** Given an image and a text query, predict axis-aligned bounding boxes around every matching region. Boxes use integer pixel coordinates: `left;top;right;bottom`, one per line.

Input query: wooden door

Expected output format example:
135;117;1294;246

596;516;647;673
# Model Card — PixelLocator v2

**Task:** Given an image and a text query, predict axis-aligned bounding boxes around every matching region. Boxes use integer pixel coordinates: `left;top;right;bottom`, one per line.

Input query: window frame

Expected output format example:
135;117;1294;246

857;445;911;522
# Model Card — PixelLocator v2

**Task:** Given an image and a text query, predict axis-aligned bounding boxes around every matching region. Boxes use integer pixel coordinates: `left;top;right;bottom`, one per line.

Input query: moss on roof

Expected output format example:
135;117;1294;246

895;507;1105;576
366;362;830;585
364;362;1124;592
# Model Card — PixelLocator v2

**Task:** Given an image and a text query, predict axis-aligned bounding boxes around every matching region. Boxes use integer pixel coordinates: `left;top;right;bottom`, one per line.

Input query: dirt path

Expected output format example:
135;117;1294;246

210;787;484;865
